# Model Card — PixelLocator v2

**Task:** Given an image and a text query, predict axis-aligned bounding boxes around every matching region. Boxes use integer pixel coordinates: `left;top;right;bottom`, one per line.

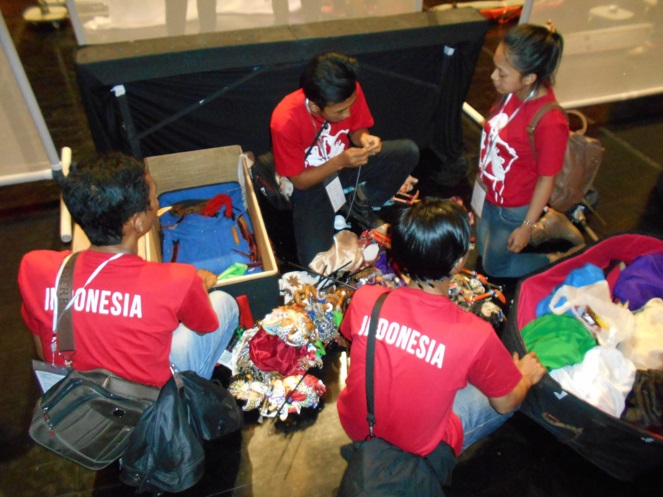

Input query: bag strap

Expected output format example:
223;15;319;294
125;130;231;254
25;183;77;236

304;119;329;163
526;102;563;161
56;252;81;363
365;291;389;438
54;251;126;365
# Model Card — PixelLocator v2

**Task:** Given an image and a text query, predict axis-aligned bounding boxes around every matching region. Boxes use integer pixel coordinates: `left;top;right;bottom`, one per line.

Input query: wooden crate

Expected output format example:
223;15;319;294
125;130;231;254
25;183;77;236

73;145;280;319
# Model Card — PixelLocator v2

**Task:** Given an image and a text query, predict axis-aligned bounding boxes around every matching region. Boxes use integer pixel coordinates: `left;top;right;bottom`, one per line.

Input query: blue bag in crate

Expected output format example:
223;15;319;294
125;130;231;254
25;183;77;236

159;183;261;276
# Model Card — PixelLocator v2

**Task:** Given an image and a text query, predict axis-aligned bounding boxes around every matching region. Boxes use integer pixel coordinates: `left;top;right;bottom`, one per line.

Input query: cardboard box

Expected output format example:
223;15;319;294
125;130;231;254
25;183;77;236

73;145;281;319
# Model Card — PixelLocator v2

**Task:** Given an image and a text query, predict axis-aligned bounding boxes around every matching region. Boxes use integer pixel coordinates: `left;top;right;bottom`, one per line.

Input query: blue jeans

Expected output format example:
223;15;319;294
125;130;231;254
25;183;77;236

476;201;550;278
452;383;513;452
291;139;419;265
169;290;239;379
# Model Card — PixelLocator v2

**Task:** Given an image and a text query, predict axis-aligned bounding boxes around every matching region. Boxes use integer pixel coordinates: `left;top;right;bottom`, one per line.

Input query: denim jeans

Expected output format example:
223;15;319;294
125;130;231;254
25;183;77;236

452;383;513;452
476;201;550;278
291;139;419;265
169;290;239;379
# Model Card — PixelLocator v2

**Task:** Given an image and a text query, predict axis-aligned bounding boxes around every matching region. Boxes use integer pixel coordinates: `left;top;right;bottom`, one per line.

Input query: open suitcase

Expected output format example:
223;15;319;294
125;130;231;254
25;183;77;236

502;233;663;481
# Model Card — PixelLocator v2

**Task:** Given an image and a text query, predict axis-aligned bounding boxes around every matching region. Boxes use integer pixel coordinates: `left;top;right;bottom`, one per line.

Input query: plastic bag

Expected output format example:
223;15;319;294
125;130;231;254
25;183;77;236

548;280;635;348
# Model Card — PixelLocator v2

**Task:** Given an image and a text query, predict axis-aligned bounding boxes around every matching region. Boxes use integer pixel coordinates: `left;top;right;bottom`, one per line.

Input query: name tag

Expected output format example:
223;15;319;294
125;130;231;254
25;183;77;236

324;174;346;212
471;178;487;218
32;360;68;393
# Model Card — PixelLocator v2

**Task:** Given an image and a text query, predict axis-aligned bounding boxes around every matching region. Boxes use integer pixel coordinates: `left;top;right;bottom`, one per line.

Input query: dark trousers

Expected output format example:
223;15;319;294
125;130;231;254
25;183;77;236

292;139;419;265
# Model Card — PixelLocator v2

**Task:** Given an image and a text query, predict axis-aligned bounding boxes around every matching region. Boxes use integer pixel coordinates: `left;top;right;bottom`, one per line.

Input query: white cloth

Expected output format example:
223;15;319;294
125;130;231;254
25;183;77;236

549;346;636;417
309;230;364;277
618;298;663;370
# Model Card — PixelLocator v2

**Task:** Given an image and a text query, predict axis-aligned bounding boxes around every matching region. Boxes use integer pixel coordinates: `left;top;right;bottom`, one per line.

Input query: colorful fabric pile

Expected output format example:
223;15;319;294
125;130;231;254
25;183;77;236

228;285;346;421
227;223;507;420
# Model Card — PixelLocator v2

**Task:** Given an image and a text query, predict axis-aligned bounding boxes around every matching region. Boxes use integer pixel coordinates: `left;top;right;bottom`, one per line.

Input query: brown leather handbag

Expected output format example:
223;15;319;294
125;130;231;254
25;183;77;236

528;104;605;213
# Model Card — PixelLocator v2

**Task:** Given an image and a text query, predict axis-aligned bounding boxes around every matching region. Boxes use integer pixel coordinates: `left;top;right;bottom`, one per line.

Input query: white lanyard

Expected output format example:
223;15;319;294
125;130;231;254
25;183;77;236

305;98;330;163
308;115;329;163
482;88;536;169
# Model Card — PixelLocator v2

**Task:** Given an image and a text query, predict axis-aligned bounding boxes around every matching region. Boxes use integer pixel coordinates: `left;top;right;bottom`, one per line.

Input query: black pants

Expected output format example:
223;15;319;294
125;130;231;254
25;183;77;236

292;139;419;265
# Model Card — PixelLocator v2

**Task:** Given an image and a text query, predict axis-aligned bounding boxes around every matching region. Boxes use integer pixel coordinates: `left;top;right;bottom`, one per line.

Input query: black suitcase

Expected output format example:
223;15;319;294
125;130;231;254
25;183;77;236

502;233;663;481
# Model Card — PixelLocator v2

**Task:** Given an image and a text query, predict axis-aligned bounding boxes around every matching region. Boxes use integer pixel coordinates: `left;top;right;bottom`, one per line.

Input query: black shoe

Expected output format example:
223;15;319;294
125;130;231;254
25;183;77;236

342;195;385;231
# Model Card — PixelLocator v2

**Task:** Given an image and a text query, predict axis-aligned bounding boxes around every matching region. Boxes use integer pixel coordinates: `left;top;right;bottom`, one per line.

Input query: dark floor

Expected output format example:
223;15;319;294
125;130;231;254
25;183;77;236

2;2;663;497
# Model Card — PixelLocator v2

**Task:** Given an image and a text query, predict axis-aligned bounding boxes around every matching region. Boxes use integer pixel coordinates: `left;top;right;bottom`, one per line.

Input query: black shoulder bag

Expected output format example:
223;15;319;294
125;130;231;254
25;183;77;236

338;292;456;497
119;369;243;494
29;253;160;470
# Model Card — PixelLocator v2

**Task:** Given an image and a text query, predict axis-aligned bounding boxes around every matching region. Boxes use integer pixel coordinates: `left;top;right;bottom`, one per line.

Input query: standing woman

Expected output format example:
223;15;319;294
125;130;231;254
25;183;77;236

475;23;584;278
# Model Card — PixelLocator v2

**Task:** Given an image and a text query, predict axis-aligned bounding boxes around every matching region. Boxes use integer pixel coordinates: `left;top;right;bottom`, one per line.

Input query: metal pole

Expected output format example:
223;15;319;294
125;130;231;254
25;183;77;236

64;0;87;46
0;12;60;173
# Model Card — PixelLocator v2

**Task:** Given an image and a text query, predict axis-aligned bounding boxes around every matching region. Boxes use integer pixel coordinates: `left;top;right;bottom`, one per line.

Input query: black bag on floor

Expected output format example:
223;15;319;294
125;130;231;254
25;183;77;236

180;370;243;440
339;437;455;497
119;374;206;494
250;152;291;211
502;234;663;481
119;371;243;494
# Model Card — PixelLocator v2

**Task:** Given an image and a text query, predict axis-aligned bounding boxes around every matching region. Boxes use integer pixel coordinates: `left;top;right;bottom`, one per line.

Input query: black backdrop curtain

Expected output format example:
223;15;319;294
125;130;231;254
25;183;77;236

76;9;487;164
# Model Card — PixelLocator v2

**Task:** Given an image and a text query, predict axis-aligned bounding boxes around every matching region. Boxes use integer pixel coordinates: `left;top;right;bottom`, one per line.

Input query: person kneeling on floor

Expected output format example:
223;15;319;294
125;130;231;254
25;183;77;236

337;198;547;479
18;151;239;388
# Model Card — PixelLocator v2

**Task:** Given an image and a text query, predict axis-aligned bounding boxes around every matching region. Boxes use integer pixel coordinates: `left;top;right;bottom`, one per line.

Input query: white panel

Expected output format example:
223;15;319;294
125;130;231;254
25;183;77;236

66;0;423;45
523;0;663;108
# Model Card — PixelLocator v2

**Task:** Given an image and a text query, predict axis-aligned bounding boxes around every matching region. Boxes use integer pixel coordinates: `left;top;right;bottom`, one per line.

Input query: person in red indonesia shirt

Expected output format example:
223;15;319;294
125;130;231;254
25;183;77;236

18;152;239;388
338;198;546;475
266;51;419;266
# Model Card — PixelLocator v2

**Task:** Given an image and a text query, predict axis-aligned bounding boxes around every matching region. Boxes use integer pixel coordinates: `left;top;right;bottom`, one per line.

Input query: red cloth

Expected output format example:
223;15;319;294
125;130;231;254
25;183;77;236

199;193;233;218
235;295;255;330
479;88;568;207
337;285;521;456
19;250;218;387
479;6;522;24
271;83;374;178
248;328;308;376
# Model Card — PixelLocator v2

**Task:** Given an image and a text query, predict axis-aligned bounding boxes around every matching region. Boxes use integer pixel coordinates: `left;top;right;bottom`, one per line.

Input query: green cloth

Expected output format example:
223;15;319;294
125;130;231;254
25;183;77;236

521;313;597;371
217;263;248;280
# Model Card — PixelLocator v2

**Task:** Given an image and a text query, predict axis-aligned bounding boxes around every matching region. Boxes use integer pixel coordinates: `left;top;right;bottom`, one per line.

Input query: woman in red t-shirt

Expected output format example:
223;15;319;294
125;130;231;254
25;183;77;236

474;23;584;278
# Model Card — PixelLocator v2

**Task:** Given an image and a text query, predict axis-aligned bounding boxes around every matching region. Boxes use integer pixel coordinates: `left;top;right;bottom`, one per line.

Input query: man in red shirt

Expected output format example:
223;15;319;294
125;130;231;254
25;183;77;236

18;152;239;387
338;198;546;463
269;51;419;265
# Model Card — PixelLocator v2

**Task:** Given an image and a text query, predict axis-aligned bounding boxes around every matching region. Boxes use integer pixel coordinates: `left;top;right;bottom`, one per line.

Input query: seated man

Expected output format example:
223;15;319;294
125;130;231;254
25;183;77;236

18;152;239;388
269;51;419;265
337;198;546;472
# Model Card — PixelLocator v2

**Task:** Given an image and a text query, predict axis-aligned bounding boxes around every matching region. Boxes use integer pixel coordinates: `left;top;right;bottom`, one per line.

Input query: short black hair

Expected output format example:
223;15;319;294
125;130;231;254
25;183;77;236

390;198;471;282
59;152;150;246
300;51;358;109
503;23;564;89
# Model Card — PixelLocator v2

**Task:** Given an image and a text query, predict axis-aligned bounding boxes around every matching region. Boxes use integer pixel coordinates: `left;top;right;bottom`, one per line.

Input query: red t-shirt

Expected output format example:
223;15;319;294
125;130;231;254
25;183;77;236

18;250;219;387
270;83;374;178
479;89;569;207
337;285;522;456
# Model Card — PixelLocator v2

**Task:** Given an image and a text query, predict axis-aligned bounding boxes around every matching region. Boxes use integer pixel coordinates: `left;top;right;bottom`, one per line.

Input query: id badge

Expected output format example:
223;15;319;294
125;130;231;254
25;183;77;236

324;173;346;213
471;178;487;219
32;359;67;393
